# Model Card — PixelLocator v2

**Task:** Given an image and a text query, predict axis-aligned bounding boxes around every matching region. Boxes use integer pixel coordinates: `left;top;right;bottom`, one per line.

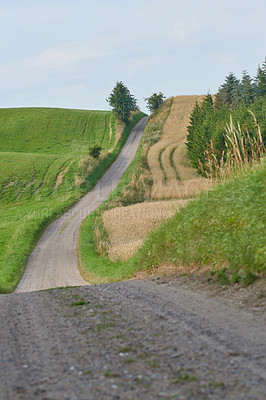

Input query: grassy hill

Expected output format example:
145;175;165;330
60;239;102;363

0;108;116;204
0;107;144;293
134;162;266;285
0;107;113;154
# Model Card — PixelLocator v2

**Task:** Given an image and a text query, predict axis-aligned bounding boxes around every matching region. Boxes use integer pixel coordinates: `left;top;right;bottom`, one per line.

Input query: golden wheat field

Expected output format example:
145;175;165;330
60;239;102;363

148;95;211;199
102;95;212;261
102;200;188;261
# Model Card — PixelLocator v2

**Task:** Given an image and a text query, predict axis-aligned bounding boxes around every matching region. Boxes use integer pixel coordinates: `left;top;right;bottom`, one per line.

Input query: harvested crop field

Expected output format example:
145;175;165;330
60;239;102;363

102;95;213;261
148;94;212;199
102;200;188;261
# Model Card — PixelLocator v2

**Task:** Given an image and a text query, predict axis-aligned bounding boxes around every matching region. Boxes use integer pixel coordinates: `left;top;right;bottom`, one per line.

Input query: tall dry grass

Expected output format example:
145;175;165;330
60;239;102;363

201;112;265;180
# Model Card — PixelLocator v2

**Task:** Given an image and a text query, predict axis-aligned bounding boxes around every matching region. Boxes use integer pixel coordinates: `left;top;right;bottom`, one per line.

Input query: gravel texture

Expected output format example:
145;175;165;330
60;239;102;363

1;278;265;400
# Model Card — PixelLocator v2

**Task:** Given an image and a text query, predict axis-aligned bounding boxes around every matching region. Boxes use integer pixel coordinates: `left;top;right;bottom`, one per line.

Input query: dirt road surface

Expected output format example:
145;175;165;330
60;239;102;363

1;114;265;399
15;116;148;293
1;279;265;399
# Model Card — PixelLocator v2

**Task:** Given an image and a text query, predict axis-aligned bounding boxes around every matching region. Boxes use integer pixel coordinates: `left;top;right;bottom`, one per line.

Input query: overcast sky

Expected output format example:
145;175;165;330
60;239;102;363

0;0;265;113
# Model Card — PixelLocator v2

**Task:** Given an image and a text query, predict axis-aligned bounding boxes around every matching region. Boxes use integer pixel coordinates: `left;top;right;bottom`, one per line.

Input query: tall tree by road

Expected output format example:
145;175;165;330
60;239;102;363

107;81;138;124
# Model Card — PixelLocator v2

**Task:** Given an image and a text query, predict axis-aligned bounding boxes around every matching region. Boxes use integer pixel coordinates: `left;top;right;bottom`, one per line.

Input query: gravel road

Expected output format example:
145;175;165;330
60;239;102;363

2;115;265;399
1;278;265;399
15;116;148;293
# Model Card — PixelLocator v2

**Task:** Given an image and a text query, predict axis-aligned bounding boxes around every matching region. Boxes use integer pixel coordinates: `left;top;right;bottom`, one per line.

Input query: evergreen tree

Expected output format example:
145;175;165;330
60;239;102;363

186;101;201;156
240;70;255;106
255;59;266;96
215;73;240;109
107;81;138;124
186;95;215;173
187;58;266;176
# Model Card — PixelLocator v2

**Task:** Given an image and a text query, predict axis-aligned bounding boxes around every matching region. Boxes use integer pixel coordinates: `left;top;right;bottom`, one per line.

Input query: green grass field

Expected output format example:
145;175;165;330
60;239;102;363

0;108;145;293
0;107;134;293
0;107;114;154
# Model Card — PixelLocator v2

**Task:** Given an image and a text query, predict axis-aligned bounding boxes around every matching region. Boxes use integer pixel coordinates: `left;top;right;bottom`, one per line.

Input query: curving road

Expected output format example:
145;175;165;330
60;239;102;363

15;116;148;293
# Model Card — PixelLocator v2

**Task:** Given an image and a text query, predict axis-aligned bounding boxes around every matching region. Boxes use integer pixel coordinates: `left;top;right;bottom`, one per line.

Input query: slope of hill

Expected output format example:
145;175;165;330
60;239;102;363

147;95;211;199
79;95;265;287
0;107;114;154
99;96;212;262
134;162;266;285
0;107;144;293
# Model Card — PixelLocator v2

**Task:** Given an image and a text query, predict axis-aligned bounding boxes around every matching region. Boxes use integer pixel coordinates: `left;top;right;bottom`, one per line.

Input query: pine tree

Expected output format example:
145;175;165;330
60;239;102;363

215;73;240;109
255;59;266;96
186;95;215;173
240;70;255;106
186;101;201;156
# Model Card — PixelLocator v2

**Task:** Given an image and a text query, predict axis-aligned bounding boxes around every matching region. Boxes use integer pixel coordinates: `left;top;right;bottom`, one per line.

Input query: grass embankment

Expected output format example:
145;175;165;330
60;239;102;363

0;107;145;293
137;162;266;285
79;162;265;285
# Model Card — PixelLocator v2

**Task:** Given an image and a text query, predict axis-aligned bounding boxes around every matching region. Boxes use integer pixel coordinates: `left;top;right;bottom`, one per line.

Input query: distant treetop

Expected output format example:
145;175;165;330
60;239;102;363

107;81;138;124
144;92;166;113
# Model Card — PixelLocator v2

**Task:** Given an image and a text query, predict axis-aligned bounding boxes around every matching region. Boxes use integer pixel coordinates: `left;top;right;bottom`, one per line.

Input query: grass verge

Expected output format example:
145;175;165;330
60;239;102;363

78;132;148;282
79;162;265;286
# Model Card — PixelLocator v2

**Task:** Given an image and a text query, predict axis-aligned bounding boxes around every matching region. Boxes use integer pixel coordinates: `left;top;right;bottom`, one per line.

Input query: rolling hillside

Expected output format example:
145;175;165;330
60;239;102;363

100;96;212;261
78;96;265;287
0;107;118;292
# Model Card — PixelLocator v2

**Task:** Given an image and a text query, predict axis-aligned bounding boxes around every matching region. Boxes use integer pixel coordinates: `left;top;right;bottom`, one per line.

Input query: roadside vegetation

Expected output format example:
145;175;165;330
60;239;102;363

0;107;145;293
187;59;266;175
79;60;265;286
79;161;265;286
135;162;265;286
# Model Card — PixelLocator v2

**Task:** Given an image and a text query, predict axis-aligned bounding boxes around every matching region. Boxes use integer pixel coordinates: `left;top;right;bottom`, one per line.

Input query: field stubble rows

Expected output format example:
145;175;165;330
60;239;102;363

103;96;212;261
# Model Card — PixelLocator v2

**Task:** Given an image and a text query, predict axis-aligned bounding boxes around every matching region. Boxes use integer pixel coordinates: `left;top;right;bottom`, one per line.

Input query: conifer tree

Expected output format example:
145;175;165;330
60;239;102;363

107;81;138;124
186;95;214;173
255;59;266;96
215;73;240;109
240;70;255;106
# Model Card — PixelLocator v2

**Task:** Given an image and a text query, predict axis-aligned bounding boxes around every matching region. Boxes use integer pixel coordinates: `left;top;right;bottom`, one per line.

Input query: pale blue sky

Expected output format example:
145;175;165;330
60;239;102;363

0;0;265;113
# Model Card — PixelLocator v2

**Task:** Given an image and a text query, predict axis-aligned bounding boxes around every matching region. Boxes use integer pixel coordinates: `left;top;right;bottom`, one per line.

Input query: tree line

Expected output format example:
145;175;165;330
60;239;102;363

186;59;266;175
